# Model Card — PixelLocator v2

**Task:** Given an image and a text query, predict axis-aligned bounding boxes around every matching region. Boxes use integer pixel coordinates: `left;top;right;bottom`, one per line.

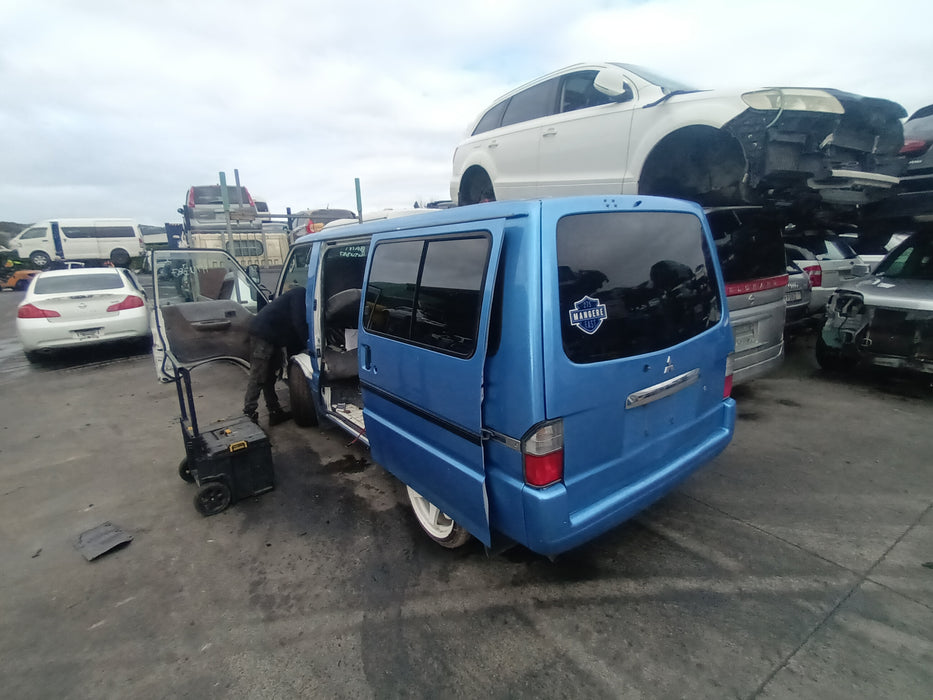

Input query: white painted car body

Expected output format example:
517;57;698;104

451;62;905;210
16;267;150;357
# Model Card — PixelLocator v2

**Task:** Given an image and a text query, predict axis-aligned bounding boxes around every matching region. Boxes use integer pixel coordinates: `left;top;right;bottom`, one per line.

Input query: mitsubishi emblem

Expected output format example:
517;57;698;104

664;356;675;374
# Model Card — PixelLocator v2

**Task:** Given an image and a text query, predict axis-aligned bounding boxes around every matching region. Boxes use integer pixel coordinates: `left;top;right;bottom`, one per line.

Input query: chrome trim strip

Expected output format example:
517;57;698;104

625;368;701;410
482;429;522;452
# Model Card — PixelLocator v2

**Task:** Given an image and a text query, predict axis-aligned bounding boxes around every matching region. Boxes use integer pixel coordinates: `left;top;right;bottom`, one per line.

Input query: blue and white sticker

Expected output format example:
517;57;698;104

569;295;607;335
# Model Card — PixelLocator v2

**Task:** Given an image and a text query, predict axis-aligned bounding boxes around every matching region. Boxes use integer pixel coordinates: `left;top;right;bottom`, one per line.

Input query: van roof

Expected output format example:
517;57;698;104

26;218;139;226
293;196;706;245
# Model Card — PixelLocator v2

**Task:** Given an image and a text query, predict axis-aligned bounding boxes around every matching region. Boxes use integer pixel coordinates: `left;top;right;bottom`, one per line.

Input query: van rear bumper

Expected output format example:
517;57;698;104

518;398;736;556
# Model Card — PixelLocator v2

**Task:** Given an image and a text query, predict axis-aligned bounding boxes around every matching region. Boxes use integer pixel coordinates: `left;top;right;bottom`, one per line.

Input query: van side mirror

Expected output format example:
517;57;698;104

246;264;262;285
593;67;633;102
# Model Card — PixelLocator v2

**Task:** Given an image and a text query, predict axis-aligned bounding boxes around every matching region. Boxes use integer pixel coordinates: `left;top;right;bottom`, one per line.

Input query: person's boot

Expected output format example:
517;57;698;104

244;409;259;424
268;408;292;426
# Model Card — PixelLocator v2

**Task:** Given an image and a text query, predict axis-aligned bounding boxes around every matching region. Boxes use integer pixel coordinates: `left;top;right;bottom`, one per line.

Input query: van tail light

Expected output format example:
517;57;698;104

523;420;564;487
900;138;930;157
107;295;145;312
244;188;256;207
18;304;61;319
802;263;822;289
724;353;734;398
188;188;196;209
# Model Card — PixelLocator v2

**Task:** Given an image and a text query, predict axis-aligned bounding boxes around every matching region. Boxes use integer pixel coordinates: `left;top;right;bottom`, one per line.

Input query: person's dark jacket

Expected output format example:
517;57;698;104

249;286;309;355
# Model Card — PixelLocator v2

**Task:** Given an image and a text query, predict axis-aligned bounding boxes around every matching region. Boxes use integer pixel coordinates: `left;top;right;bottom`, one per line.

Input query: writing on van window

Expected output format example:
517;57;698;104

557;212;721;364
364;234;490;358
338;245;367;258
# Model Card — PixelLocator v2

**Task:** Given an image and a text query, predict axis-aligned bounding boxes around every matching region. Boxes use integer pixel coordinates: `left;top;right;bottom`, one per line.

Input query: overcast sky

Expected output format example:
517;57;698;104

2;0;931;226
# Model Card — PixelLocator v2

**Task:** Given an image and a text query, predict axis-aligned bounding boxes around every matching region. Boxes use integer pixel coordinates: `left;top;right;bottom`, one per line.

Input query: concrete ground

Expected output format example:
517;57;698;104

0;289;930;699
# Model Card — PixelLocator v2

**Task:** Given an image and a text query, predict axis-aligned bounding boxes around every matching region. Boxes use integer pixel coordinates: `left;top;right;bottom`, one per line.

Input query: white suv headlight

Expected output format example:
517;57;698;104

742;89;844;114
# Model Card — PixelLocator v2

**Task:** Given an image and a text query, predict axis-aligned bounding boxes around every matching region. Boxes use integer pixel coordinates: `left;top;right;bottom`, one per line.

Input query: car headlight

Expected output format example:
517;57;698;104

742;89;844;114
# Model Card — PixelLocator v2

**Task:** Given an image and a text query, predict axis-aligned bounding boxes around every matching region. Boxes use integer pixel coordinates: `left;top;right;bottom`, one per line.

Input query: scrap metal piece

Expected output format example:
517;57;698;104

74;522;132;561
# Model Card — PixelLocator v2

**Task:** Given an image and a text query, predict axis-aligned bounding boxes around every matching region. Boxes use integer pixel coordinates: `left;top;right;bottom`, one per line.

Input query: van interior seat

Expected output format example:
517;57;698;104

321;288;362;381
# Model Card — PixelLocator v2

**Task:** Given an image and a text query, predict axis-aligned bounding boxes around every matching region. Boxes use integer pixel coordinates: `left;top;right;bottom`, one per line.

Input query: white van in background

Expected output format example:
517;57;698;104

9;218;146;268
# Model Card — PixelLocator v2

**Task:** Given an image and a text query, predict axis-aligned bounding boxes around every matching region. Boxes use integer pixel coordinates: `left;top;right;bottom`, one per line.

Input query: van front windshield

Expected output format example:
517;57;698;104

557;211;721;364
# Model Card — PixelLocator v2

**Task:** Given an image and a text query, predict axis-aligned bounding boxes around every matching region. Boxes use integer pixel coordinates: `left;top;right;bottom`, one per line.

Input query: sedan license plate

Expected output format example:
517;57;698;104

73;328;101;340
733;322;758;352
784;290;803;302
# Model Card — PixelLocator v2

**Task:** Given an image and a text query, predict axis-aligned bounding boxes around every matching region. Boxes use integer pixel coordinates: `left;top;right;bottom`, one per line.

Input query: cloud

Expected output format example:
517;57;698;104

1;0;931;224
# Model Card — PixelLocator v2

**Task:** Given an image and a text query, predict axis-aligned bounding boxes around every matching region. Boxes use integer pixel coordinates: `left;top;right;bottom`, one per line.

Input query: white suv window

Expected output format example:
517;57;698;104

500;78;558;127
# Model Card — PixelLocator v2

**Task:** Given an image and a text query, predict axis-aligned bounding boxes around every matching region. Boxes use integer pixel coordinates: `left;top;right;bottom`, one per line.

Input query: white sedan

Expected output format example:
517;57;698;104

16;267;150;362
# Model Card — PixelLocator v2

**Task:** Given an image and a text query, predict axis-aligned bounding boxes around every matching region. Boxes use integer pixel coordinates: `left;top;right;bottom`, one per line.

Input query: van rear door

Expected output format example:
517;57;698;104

357;222;505;546
540;201;732;517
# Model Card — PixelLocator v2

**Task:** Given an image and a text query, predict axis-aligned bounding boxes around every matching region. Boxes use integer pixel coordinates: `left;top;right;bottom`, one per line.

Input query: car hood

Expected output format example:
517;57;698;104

837;276;933;311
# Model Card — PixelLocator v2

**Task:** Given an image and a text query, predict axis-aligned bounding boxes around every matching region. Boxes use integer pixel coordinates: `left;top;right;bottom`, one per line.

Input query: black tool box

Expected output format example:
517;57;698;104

174;366;275;516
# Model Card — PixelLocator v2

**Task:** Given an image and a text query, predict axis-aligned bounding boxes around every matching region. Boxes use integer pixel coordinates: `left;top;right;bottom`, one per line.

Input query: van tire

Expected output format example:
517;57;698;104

405;486;472;548
110;248;131;267
29;251;51;269
288;363;318;427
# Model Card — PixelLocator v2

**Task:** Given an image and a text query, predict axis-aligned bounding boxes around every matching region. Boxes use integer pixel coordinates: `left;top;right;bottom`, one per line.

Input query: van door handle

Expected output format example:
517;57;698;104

488;140;498;149
360;344;372;371
543;128;557;138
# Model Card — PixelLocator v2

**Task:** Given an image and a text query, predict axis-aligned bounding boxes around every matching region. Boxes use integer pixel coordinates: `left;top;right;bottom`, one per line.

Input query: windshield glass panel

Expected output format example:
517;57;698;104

610;63;696;92
875;234;933;279
34;273;123;294
557;211;721;364
783;232;857;261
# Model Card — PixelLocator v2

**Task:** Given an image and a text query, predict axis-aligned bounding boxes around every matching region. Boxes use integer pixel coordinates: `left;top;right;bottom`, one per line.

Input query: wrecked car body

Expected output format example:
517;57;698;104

451;62;906;212
817;226;933;373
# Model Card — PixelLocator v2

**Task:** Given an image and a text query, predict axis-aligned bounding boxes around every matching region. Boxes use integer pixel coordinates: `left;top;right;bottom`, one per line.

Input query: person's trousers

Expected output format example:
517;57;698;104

243;335;282;415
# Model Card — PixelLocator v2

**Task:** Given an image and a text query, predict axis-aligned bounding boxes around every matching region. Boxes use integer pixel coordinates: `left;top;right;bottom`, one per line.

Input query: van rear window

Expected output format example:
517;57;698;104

557;212;721;364
705;209;786;283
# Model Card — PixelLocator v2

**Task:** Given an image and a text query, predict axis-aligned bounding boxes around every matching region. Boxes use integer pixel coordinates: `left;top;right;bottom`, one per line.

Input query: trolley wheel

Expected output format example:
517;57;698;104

194;481;231;516
178;457;194;483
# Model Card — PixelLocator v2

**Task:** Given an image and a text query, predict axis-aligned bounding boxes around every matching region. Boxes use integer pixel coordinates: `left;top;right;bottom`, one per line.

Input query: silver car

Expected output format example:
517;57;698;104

784;225;867;317
705;206;787;384
817;226;933;372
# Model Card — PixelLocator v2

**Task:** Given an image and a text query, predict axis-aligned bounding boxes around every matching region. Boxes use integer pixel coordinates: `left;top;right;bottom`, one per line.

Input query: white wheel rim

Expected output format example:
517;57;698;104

406;486;455;539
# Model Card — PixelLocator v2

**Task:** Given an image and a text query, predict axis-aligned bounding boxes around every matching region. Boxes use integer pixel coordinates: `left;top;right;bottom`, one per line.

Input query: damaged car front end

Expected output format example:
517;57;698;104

817;227;933;373
723;89;906;208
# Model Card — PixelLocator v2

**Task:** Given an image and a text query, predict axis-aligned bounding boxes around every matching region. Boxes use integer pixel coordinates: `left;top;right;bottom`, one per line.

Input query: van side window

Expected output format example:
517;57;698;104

20;227;46;240
61;226;97;239
557;212;722;364
97;226;136;238
364;234;490;358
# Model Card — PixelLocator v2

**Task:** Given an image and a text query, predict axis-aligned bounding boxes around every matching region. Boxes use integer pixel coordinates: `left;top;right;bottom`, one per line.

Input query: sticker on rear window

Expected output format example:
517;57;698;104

569;295;607;335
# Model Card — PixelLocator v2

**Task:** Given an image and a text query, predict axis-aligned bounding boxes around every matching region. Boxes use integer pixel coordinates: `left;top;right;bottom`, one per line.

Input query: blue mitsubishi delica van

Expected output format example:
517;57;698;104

151;196;736;556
